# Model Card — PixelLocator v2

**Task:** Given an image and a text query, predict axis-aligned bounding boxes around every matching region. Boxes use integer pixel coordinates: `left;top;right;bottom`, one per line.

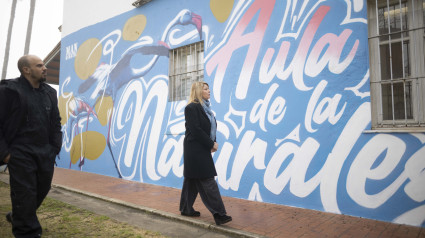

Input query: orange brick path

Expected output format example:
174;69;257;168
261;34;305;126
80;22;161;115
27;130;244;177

52;167;424;238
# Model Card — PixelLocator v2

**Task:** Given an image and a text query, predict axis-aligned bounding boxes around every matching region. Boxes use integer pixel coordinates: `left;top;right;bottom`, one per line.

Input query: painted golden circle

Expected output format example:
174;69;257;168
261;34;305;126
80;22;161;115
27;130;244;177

74;38;102;80
210;0;234;23
58;93;73;125
71;131;106;164
123;14;147;41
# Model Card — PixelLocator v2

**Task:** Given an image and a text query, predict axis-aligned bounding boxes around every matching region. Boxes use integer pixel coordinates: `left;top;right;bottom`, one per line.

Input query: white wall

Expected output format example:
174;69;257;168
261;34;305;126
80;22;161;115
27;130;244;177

62;0;135;37
0;0;63;78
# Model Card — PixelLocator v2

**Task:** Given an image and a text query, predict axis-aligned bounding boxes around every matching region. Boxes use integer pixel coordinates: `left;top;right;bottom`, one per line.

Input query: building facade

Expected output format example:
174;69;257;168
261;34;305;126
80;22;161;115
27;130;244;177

58;0;425;228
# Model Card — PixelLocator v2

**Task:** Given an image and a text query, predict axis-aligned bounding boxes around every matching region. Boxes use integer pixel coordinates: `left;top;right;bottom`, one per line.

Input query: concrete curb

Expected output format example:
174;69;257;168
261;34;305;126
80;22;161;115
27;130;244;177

1;172;264;237
51;183;267;238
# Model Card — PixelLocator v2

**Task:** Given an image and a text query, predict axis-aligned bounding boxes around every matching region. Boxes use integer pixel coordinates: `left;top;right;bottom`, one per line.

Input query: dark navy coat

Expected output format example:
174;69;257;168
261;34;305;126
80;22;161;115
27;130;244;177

0;76;62;165
183;102;217;179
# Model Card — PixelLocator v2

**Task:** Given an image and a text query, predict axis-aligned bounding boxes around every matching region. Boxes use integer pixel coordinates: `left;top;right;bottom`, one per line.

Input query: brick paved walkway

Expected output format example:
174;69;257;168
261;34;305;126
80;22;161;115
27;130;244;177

50;167;424;238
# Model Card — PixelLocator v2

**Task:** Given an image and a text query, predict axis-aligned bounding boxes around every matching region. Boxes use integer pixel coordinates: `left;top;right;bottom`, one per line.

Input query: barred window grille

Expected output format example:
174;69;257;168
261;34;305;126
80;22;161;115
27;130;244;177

368;0;425;129
168;41;204;101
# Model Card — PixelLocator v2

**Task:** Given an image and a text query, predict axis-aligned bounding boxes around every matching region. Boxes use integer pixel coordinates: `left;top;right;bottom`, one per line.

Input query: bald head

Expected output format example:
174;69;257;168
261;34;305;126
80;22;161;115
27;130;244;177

17;55;47;88
18;55;39;74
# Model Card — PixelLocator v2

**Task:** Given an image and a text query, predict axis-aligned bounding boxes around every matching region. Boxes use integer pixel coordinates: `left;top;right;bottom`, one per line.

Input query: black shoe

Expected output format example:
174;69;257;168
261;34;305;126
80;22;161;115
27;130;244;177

181;211;201;217
6;211;12;223
214;214;232;225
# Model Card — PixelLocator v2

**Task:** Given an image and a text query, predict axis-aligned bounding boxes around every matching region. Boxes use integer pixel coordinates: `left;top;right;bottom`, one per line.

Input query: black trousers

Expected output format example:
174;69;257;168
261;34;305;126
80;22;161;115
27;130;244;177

8;144;55;238
179;177;227;216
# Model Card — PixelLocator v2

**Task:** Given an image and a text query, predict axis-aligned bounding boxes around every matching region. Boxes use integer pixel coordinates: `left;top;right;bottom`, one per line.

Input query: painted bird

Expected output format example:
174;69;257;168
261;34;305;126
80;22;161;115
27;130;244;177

78;9;202;100
75;9;203;178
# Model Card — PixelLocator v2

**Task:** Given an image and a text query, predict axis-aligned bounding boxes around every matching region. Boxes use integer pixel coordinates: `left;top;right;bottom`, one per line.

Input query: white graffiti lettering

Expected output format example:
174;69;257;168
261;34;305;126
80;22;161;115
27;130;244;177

250;83;287;132
305;80;346;133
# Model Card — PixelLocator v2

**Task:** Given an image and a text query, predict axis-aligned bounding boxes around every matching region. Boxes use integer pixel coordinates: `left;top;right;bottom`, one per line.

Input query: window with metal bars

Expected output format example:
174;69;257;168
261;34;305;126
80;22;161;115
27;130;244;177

368;0;425;130
168;41;204;101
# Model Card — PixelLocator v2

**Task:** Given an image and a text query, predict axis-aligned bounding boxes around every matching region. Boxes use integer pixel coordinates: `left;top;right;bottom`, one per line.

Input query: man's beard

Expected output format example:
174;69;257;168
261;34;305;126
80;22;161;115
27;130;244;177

39;76;46;83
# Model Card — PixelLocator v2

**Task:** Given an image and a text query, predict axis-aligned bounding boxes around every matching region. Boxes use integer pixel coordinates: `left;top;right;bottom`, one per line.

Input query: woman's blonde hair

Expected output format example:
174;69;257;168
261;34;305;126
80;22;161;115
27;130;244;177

188;81;209;105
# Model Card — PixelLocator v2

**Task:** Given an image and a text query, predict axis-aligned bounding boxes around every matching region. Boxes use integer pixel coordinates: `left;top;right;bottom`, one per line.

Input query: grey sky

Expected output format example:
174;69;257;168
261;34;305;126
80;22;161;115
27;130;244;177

0;0;63;79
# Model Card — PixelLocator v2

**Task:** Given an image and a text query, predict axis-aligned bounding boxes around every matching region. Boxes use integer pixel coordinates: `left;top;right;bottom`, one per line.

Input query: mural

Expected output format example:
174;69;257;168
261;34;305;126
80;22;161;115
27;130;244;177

58;0;425;228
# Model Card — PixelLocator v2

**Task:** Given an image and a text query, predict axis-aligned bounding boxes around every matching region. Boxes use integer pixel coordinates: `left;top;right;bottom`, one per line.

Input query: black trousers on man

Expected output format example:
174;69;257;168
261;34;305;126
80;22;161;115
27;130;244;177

8;143;54;238
179;177;227;216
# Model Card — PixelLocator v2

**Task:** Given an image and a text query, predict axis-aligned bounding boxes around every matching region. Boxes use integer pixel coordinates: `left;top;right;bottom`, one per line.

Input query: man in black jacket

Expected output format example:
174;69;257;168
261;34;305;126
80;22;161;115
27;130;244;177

0;55;62;238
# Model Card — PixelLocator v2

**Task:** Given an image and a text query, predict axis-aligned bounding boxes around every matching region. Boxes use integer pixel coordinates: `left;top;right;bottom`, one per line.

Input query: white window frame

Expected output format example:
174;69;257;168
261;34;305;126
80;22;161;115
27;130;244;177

168;41;204;101
368;0;425;132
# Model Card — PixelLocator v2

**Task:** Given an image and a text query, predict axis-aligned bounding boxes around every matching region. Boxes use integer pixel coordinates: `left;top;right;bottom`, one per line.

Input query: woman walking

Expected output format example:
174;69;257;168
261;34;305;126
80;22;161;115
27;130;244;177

179;81;232;225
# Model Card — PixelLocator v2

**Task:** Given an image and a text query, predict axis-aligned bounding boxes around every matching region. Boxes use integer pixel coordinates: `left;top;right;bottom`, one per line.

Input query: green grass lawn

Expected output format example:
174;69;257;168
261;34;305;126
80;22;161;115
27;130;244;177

0;181;167;238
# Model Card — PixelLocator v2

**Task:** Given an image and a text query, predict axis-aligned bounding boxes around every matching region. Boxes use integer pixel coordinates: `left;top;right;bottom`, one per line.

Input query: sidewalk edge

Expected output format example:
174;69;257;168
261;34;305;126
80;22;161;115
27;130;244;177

52;183;267;238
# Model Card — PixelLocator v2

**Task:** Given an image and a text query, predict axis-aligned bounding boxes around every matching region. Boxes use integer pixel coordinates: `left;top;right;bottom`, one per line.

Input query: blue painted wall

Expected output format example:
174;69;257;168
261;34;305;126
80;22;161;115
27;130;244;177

57;0;425;227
